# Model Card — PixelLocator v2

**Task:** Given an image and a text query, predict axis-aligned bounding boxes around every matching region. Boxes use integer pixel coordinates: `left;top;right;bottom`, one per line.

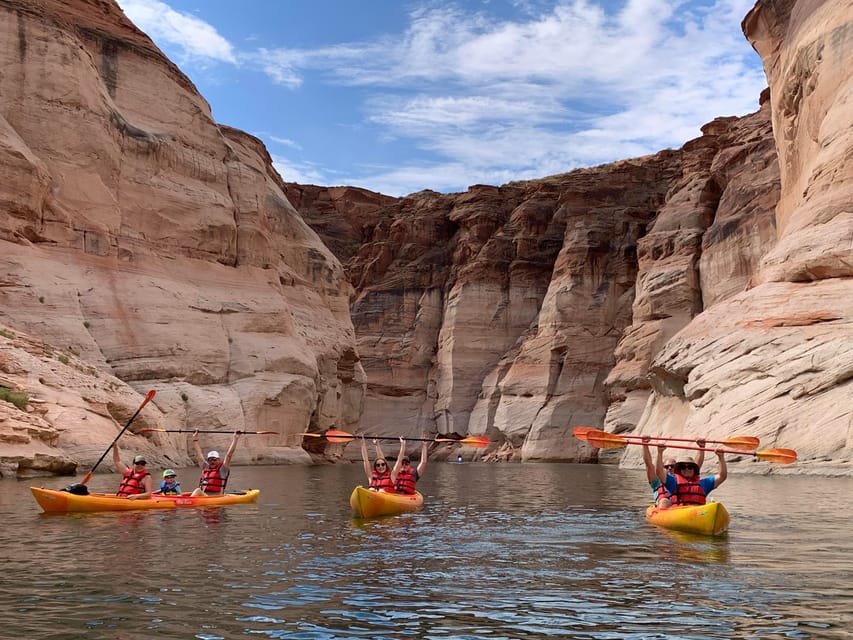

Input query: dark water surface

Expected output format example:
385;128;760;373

2;463;852;639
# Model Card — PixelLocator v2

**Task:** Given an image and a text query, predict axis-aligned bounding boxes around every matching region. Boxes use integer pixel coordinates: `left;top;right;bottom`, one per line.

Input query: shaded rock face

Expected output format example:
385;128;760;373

0;0;363;476
294;0;852;472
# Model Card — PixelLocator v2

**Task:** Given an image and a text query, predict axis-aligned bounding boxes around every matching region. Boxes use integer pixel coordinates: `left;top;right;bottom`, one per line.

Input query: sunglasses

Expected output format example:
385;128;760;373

664;464;674;469
134;461;147;466
375;462;387;468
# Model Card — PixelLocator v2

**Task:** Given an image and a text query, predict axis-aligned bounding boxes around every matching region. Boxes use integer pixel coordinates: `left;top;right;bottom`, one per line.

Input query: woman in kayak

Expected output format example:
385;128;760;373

391;436;428;495
361;436;395;491
113;445;152;500
658;449;726;505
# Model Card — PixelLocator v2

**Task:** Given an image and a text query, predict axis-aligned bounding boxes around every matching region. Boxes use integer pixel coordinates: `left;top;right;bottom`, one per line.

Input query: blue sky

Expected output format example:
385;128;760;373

116;0;767;197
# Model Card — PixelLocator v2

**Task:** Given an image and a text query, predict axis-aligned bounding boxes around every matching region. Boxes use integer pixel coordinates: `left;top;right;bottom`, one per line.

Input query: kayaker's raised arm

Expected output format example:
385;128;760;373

360;436;372;480
222;430;241;472
113;443;128;475
713;449;728;488
695;439;706;470
390;437;406;479
416;438;428;477
192;429;205;467
655;445;667;484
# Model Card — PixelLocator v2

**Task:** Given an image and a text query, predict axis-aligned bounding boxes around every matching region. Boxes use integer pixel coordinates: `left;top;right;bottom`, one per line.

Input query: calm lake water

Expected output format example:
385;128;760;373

1;462;852;639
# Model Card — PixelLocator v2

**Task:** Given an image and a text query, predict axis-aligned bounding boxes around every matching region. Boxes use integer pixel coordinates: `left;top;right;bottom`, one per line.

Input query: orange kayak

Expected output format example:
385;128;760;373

31;487;260;513
645;501;730;536
349;485;423;518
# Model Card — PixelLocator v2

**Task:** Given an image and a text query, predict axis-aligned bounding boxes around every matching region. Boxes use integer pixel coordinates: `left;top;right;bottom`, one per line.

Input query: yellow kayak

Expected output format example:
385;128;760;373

31;487;260;513
645;502;730;536
349;485;423;518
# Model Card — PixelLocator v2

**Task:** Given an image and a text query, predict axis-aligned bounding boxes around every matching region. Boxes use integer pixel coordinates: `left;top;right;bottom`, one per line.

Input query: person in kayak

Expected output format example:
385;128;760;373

392;436;428;494
190;430;241;496
154;468;181;495
113;445;152;500
658;449;726;506
642;437;704;507
361;436;395;491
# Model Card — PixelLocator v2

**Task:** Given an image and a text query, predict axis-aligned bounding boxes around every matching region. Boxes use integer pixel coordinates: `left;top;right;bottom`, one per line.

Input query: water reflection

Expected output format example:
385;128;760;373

3;465;853;638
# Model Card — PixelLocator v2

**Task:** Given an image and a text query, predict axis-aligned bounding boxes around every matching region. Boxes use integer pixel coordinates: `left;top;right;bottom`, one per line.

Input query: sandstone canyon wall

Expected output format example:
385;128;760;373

289;0;852;473
1;0;850;478
0;0;363;477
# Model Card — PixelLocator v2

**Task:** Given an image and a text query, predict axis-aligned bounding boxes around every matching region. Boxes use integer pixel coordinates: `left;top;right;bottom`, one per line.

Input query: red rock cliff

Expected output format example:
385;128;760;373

0;0;363;476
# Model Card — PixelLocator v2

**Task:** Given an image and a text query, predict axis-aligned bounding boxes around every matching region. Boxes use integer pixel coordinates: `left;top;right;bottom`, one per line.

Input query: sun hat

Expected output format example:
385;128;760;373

133;455;147;464
676;456;699;471
207;450;220;459
163;469;177;478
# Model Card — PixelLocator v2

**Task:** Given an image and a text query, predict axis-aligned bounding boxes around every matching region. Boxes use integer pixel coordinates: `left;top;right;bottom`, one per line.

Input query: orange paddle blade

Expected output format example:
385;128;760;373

754;448;798;464
441;435;489;448
572;426;595;441
721;436;760;451
323;429;356;443
584;430;629;449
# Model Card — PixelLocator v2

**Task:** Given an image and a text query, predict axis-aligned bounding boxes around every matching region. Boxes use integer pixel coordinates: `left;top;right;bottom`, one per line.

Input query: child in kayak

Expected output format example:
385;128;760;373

154;468;181;495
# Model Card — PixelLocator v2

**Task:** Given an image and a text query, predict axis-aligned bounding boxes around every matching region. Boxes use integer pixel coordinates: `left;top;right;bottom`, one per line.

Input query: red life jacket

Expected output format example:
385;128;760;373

673;474;706;505
369;470;395;491
117;468;150;496
653;482;671;503
199;462;227;494
395;467;417;494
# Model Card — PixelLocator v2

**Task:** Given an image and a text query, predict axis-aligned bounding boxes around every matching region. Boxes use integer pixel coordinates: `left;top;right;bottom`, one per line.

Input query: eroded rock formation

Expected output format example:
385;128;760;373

0;0;363;477
1;0;850;478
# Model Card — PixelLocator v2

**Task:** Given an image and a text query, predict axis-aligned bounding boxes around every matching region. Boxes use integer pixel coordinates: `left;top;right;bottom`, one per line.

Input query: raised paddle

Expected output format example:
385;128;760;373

136;429;279;435
80;389;156;485
572;426;759;451
301;429;491;448
579;429;797;464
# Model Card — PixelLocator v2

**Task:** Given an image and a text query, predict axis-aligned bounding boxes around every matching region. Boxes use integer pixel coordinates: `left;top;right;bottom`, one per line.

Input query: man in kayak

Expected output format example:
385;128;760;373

113;445;152;500
657;448;726;506
392;436;428;494
190;430;241;496
360;436;395;491
642;437;704;507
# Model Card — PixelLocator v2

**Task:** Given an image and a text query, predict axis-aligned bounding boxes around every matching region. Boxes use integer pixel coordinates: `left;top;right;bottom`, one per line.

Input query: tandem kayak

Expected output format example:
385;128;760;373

31;487;260;513
645;501;730;536
349;485;423;518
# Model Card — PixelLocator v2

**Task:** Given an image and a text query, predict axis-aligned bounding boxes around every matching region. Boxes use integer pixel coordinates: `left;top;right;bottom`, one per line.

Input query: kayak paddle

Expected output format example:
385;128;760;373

301;429;490;448
576;428;797;463
572;426;759;451
80;389;156;485
137;429;279;435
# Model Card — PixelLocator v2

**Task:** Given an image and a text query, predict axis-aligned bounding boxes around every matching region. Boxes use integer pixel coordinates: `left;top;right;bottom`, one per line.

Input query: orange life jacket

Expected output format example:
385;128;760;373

395;467;418;494
199;462;227;494
673;474;706;505
369;470;395;491
117;468;150;496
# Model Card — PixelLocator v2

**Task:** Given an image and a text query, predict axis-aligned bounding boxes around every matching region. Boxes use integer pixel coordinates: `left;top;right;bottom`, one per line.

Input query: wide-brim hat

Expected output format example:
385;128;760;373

676;456;699;471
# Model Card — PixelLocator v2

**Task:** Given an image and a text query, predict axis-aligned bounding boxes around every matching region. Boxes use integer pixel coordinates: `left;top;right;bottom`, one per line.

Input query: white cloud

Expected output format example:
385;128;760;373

123;0;768;196
117;0;237;64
